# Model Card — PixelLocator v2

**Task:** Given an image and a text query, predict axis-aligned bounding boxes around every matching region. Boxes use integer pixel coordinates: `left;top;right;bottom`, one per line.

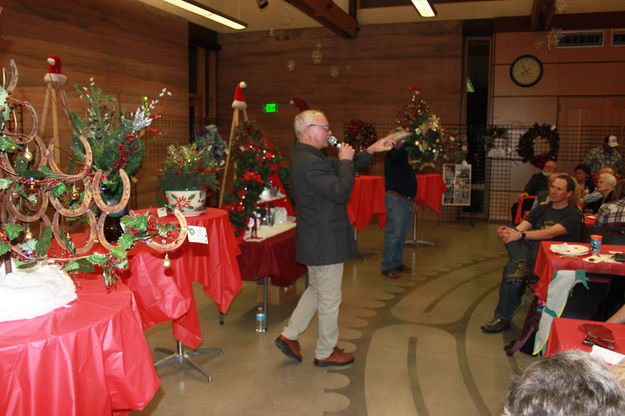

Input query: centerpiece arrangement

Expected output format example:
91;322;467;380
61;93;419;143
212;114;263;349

156;124;226;215
0;59;187;287
69;78;170;205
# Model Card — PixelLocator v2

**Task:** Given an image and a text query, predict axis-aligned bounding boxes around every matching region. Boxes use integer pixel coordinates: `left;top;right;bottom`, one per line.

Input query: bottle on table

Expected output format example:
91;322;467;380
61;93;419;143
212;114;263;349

256;306;266;333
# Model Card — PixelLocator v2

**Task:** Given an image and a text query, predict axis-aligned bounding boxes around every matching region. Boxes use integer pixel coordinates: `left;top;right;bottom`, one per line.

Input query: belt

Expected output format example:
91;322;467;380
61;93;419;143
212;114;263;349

386;190;414;201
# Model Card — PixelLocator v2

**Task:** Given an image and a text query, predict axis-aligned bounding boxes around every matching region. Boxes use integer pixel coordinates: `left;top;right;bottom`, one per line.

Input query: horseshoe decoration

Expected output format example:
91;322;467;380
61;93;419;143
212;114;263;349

45;135;91;180
6;186;48;222
51;210;97;254
146;209;189;251
48;177;93;217
4;59;18;94
2;100;38;145
91;169;130;214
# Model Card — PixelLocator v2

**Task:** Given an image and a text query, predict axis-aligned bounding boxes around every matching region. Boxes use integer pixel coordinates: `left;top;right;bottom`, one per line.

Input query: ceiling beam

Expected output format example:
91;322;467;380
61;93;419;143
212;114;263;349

285;0;359;38
531;0;556;31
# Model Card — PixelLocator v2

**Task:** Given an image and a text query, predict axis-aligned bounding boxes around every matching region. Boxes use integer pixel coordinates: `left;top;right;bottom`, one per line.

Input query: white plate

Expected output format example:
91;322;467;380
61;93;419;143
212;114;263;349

550;243;590;256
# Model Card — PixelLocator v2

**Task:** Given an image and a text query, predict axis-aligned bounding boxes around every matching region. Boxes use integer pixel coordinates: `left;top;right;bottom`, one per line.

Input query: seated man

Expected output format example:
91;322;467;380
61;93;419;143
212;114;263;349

482;174;582;333
503;350;625;416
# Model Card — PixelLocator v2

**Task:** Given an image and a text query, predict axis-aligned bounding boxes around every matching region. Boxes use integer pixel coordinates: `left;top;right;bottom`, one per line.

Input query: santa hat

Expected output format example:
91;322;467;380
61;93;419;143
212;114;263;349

47;55;62;74
232;81;247;109
289;96;308;113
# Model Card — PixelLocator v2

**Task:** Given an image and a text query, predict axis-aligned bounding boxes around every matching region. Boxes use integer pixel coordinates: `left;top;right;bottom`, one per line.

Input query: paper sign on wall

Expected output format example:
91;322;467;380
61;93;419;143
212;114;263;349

187;226;208;244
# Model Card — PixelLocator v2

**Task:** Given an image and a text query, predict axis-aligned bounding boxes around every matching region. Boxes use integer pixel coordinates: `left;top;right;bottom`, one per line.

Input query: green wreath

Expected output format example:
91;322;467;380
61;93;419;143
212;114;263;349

517;123;560;168
343;119;377;151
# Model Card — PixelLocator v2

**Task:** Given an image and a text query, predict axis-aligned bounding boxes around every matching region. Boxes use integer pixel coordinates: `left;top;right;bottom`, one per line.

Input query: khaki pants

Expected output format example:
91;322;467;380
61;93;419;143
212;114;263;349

281;263;344;360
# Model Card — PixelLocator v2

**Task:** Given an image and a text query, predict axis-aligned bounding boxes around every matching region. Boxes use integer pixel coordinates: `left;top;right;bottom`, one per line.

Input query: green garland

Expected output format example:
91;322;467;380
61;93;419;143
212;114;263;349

222;120;290;237
517;123;560;168
343;119;377;151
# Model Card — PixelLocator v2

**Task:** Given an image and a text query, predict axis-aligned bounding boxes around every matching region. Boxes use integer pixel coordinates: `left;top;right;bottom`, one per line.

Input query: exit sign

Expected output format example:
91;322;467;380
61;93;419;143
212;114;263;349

263;102;279;113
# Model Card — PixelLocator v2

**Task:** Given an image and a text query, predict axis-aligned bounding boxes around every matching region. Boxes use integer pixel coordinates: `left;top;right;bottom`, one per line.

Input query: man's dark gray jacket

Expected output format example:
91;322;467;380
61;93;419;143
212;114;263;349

289;142;371;266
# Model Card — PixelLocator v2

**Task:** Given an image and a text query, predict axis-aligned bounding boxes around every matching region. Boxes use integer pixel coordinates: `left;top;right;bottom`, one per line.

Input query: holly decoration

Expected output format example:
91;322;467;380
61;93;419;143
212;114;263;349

222;120;290;237
343;119;377;151
517;123;560;168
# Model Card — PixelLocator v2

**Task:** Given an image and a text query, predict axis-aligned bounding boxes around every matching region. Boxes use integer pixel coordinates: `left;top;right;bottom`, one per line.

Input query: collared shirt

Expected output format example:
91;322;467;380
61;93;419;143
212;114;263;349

584;147;623;173
596;199;625;226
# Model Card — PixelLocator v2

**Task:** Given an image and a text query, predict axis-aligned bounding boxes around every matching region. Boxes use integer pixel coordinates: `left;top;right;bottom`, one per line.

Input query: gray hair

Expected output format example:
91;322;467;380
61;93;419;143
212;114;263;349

293;109;324;140
599;173;617;188
503;350;625;416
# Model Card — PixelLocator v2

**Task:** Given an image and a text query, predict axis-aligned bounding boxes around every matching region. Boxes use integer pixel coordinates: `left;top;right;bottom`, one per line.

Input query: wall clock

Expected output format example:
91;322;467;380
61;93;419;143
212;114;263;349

509;55;543;87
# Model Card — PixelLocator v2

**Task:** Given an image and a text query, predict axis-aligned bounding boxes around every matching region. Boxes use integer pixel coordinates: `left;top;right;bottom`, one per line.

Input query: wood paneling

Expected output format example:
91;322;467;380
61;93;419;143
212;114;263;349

216;21;463;157
0;0;189;208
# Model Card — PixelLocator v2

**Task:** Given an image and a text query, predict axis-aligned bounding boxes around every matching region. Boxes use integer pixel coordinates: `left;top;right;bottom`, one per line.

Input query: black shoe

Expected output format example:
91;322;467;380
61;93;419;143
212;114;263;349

481;317;511;333
396;264;412;273
382;269;400;278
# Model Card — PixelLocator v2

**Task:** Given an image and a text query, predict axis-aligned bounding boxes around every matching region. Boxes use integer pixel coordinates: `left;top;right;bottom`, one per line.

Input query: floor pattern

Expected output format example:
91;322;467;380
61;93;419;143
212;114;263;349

133;220;536;415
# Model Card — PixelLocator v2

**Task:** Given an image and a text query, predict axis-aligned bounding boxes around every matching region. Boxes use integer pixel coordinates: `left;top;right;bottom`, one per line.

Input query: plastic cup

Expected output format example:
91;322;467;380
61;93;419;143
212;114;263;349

590;234;603;255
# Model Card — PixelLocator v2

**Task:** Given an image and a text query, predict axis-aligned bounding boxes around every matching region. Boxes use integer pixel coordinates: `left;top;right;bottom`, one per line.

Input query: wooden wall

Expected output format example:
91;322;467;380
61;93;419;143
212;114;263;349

0;0;189;208
215;21;464;158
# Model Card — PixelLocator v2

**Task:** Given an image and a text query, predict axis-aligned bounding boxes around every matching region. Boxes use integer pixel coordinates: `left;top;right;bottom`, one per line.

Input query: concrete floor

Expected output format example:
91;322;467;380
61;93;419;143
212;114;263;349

132;219;536;416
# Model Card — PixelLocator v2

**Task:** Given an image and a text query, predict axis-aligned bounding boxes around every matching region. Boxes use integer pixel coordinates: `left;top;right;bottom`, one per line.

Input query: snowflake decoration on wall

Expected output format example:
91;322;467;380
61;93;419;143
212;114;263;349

546;28;564;50
554;0;568;14
329;66;340;78
280;4;294;26
311;44;322;64
287;60;295;72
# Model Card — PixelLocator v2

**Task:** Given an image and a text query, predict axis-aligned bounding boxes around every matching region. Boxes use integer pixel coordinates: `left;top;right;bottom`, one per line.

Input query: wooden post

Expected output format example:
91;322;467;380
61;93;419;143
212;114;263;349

218;107;248;207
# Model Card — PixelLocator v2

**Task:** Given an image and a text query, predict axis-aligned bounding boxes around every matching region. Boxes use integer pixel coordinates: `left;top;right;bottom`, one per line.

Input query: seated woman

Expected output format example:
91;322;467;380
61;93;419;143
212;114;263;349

597;179;625;226
574;163;594;197
582;172;616;213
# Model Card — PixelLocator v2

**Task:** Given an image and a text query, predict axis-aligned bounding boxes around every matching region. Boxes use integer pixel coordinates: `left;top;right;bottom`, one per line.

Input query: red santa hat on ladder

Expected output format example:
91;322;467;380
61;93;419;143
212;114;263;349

289;97;309;113
232;81;247;109
44;54;67;85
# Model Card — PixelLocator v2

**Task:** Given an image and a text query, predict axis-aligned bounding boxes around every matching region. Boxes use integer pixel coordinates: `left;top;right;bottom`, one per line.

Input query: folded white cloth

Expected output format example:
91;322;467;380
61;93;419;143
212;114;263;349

533;269;587;355
0;263;77;322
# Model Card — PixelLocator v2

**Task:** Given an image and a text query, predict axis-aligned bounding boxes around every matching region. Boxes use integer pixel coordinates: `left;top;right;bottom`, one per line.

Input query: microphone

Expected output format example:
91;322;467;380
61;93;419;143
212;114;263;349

327;135;341;148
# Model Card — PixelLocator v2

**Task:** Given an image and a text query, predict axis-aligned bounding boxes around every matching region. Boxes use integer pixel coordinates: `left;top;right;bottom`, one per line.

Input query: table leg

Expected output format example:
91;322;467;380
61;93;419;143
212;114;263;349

154;340;221;382
404;211;433;248
220;312;224;326
354;227;378;258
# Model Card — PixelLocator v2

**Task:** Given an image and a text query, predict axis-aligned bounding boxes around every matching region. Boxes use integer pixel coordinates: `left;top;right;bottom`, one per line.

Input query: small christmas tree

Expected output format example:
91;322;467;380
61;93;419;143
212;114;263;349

398;85;466;169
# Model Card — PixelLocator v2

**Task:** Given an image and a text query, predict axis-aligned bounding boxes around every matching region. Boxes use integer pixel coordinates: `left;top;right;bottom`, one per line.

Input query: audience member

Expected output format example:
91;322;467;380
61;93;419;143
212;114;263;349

503;350;625;416
596;179;625;226
583;172;616;214
519;159;557;197
511;159;557;221
574;163;594;196
482;174;582;333
530;172;562;210
584;134;622;174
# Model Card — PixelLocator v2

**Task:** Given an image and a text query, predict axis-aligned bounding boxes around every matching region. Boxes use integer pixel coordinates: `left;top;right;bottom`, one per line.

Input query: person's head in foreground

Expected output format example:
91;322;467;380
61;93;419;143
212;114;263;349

503;350;625;416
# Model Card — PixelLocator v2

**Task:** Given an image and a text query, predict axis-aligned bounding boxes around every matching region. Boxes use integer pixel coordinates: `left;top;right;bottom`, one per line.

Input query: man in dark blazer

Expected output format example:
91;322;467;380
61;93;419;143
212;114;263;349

275;109;393;367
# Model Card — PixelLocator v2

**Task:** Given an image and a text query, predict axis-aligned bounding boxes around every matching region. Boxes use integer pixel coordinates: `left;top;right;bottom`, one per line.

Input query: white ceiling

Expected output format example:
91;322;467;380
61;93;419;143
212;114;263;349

137;0;625;34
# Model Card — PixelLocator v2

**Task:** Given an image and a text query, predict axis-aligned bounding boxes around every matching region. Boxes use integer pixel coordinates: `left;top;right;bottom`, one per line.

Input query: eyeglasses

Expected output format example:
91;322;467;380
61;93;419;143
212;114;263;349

307;124;330;130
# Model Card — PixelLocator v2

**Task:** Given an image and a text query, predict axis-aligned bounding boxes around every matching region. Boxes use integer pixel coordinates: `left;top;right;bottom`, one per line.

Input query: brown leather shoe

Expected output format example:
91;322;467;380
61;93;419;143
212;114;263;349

314;347;354;367
275;335;302;362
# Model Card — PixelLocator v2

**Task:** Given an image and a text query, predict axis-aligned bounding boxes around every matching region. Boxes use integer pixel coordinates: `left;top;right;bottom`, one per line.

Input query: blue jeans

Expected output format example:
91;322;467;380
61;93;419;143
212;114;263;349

494;238;540;320
382;193;413;271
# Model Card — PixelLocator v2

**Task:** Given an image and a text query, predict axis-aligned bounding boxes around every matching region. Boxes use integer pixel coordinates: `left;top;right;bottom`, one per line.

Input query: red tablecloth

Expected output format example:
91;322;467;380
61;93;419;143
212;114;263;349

238;227;307;286
416;173;447;215
132;208;242;348
346;175;387;232
0;276;160;416
533;241;625;302
545;317;625;357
